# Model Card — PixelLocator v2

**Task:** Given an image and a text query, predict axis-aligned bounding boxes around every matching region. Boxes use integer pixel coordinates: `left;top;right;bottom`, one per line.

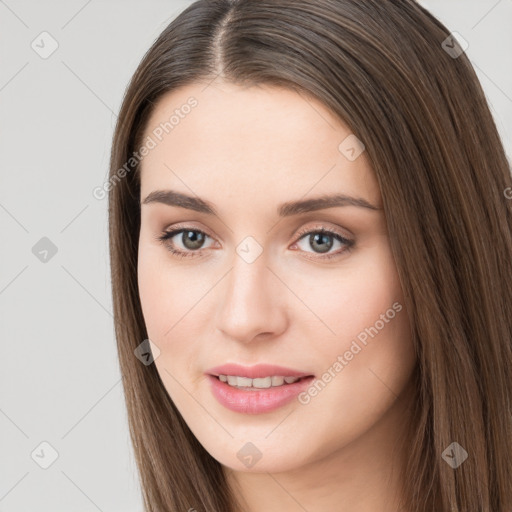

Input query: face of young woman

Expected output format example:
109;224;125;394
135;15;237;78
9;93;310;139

137;81;417;474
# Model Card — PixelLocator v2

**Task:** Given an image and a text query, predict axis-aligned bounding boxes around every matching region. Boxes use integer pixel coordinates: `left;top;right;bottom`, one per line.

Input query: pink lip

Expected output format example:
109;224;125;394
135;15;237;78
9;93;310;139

206;375;315;414
205;364;315;414
205;363;313;379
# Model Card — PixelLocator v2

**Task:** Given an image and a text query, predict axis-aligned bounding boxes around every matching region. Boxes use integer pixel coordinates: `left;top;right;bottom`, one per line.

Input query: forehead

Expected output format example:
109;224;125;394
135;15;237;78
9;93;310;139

139;82;381;213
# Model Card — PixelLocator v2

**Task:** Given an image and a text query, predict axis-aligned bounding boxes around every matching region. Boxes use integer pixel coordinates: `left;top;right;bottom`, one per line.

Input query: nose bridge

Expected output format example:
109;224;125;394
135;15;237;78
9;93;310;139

228;247;269;303
215;244;286;342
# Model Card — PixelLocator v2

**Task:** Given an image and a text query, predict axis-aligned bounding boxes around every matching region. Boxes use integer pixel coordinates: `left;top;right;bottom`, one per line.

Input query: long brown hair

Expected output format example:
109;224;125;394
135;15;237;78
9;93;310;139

108;1;512;510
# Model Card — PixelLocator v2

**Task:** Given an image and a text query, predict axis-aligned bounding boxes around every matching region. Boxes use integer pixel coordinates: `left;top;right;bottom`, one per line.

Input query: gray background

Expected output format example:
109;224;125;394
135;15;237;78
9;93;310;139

0;1;511;511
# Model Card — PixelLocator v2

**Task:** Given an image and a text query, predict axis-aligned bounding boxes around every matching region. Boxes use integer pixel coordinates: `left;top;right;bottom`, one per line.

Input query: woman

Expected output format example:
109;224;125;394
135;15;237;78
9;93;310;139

108;1;512;510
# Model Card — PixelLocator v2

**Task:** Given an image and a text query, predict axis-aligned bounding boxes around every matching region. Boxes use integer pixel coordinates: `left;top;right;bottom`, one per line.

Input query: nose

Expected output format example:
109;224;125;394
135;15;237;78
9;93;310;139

215;250;288;344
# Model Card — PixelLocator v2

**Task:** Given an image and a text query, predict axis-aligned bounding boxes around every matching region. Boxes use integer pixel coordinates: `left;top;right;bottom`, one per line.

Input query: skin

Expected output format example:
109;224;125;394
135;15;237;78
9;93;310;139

137;81;418;512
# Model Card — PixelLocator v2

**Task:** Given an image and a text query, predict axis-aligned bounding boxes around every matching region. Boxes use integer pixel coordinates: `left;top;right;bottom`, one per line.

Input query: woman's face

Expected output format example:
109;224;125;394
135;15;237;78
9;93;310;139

137;81;416;473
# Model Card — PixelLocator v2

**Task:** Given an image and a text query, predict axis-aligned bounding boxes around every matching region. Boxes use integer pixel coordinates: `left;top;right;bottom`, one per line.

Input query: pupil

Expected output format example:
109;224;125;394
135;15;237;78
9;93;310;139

311;233;333;253
184;231;204;250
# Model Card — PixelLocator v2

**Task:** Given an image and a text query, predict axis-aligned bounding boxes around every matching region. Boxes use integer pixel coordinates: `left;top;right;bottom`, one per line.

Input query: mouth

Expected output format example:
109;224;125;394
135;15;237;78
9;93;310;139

206;373;315;414
210;374;314;390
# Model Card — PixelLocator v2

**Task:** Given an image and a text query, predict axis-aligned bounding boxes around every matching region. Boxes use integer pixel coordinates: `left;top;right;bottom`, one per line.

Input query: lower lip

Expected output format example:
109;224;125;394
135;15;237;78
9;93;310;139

206;374;315;414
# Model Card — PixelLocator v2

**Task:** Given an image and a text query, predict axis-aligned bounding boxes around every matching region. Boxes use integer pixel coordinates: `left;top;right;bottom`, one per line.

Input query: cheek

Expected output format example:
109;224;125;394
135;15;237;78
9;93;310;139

137;247;211;410
288;246;415;452
137;246;169;337
137;243;217;381
294;243;407;353
137;241;206;335
296;242;414;402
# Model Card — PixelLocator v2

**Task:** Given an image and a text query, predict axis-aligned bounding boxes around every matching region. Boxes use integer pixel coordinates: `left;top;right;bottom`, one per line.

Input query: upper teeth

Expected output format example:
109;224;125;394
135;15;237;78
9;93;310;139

219;375;301;388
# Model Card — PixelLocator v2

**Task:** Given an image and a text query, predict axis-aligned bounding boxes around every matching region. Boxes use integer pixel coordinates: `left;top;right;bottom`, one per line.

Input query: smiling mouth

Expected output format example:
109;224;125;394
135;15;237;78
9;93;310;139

206;373;315;414
212;374;314;390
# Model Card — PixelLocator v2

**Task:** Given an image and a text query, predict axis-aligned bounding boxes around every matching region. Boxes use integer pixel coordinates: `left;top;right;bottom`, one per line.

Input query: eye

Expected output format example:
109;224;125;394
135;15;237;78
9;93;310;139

155;225;354;261
291;226;354;260
155;228;214;259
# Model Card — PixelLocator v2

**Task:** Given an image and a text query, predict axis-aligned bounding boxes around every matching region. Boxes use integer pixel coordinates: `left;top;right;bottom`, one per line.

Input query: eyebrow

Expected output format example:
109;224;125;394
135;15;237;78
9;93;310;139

141;189;381;216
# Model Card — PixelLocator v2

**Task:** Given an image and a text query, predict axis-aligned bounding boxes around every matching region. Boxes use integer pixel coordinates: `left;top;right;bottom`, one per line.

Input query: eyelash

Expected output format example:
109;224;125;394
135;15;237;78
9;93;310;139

155;225;355;261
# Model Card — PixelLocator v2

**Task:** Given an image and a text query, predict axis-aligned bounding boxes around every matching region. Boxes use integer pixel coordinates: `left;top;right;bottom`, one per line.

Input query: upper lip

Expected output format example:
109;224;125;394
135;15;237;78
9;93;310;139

206;363;314;379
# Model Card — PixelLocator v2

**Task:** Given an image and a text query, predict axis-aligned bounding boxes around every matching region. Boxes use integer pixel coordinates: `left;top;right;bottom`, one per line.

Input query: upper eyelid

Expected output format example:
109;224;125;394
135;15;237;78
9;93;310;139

162;218;352;236
161;224;351;241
